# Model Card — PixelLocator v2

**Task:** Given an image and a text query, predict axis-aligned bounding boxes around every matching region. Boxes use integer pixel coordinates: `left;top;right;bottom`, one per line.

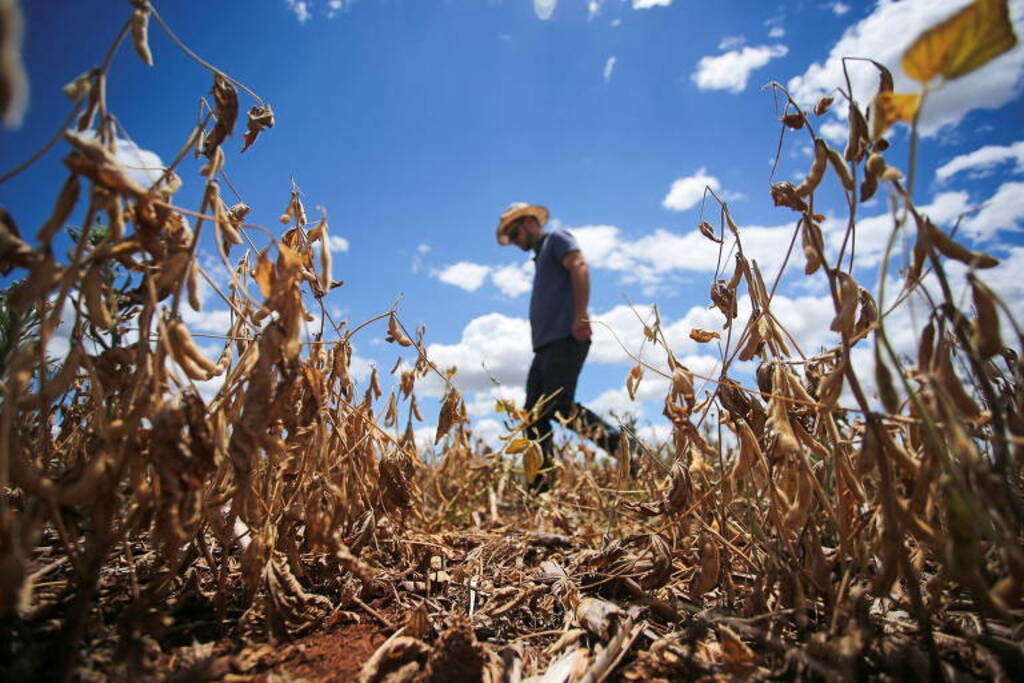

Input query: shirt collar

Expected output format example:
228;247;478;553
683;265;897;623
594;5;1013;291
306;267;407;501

532;232;548;261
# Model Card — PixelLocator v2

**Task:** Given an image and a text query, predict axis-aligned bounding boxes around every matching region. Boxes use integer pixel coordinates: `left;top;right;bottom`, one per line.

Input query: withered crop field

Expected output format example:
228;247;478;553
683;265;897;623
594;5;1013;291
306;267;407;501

1;1;1023;681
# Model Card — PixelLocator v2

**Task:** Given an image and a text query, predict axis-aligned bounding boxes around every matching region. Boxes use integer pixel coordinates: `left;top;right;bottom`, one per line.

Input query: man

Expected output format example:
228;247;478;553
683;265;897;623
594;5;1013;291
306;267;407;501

496;202;623;490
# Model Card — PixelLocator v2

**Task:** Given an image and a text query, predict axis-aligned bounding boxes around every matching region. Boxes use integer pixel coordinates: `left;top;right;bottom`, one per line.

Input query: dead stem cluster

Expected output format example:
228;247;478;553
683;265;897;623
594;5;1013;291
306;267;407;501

1;1;1022;681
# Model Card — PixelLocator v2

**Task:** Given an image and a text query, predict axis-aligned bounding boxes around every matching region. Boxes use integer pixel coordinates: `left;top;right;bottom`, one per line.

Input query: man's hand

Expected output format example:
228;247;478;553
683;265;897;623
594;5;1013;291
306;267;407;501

563;250;592;342
572;317;592;341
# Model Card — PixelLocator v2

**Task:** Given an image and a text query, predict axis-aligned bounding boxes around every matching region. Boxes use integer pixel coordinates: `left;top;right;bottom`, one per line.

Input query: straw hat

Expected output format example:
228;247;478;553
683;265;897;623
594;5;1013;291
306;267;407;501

496;202;549;245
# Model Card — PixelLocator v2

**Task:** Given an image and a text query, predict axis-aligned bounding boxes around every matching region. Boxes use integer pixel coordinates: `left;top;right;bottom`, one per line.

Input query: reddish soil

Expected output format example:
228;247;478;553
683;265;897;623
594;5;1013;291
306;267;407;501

257;620;389;682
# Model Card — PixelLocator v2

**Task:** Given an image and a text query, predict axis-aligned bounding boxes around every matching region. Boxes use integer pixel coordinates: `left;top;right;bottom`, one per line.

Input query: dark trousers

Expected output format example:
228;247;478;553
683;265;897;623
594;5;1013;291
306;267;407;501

524;337;619;472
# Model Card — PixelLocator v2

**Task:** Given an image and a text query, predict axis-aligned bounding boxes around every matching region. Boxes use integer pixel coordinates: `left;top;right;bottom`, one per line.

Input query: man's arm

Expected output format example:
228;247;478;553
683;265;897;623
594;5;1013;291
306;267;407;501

562;250;592;341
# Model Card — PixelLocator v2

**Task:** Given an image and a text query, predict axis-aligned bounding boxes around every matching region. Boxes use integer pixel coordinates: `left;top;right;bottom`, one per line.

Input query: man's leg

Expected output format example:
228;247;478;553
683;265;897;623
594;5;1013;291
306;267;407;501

569;403;621;454
549;340;630;462
523;351;555;490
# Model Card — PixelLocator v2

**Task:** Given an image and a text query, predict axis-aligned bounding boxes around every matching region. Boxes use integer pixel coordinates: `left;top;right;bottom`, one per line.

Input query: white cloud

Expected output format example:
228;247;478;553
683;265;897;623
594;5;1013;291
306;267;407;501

788;0;1024;137
327;235;350;253
567;218;797;287
490;260;534;298
963;181;1024;241
327;0;343;18
692;44;789;93
936;140;1024;182
818;120;847;146
435;261;491;291
768;26;785;39
112;138;166;187
633;0;672;8
534;0;557;20
662;167;720;211
588;0;604;21
285;0;311;23
77;131;166;188
417;244;432;254
828;2;850;16
718;35;746;50
828;191;973;269
423;313;532;396
603;56;617;84
589;387;644;420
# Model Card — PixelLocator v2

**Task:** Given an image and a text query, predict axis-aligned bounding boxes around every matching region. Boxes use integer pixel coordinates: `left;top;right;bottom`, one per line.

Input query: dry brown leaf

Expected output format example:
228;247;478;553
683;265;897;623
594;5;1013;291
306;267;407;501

386;313;413;347
202;74;239;157
782;111;805;129
254;248;274;299
814;95;834;116
698;220;722;243
626;364;643;400
689;328;720;343
242;103;275;152
717;624;756;674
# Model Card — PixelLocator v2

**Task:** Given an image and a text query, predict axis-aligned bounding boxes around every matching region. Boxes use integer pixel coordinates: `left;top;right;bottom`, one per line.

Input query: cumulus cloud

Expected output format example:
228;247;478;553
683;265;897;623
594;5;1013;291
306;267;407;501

603;56;617;84
824;191;973;269
764;14;785;39
589;387;644;420
788;0;1024;137
423;313;532;396
435;261;491;291
963;181;1024;240
534;0;557;20
490;260;534;298
662;167;720;211
568;218;797;287
936;140;1024;181
828;2;850;15
692;44;789;93
79;131;167;188
327;235;350;253
818;120;848;146
633;0;672;8
718;35;746;50
285;0;311;23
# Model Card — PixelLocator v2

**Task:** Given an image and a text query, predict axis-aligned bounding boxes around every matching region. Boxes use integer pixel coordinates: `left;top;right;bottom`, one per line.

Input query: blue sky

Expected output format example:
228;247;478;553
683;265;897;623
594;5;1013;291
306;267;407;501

3;0;1024;449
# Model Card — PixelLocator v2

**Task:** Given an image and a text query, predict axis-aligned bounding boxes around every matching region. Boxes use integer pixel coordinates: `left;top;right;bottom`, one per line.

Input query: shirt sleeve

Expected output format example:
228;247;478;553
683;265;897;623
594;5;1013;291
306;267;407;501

548;229;580;264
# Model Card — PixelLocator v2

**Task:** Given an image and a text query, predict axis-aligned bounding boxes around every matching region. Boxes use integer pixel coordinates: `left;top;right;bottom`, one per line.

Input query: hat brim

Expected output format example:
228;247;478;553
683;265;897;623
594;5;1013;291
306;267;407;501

496;205;549;245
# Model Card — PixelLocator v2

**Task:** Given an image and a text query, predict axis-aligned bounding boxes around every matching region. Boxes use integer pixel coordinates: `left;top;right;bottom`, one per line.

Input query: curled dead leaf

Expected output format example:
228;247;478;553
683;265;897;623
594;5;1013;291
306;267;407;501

689;328;720;343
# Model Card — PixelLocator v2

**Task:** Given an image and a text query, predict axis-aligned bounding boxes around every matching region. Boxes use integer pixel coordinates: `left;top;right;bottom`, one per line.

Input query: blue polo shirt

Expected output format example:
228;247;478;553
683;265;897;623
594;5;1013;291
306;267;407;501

530;229;580;350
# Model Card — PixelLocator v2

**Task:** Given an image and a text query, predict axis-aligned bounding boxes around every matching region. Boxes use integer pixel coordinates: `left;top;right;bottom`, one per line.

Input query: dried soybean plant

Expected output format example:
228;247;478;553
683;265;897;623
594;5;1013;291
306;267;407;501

0;2;463;679
1;1;1023;681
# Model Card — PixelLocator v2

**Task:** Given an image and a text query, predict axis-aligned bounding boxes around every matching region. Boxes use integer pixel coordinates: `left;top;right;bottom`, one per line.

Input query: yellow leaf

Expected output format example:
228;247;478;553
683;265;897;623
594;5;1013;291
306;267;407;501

505;438;531;454
689;328;721;343
523;443;543;484
254;248;273;298
870;92;921;139
902;0;1018;84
